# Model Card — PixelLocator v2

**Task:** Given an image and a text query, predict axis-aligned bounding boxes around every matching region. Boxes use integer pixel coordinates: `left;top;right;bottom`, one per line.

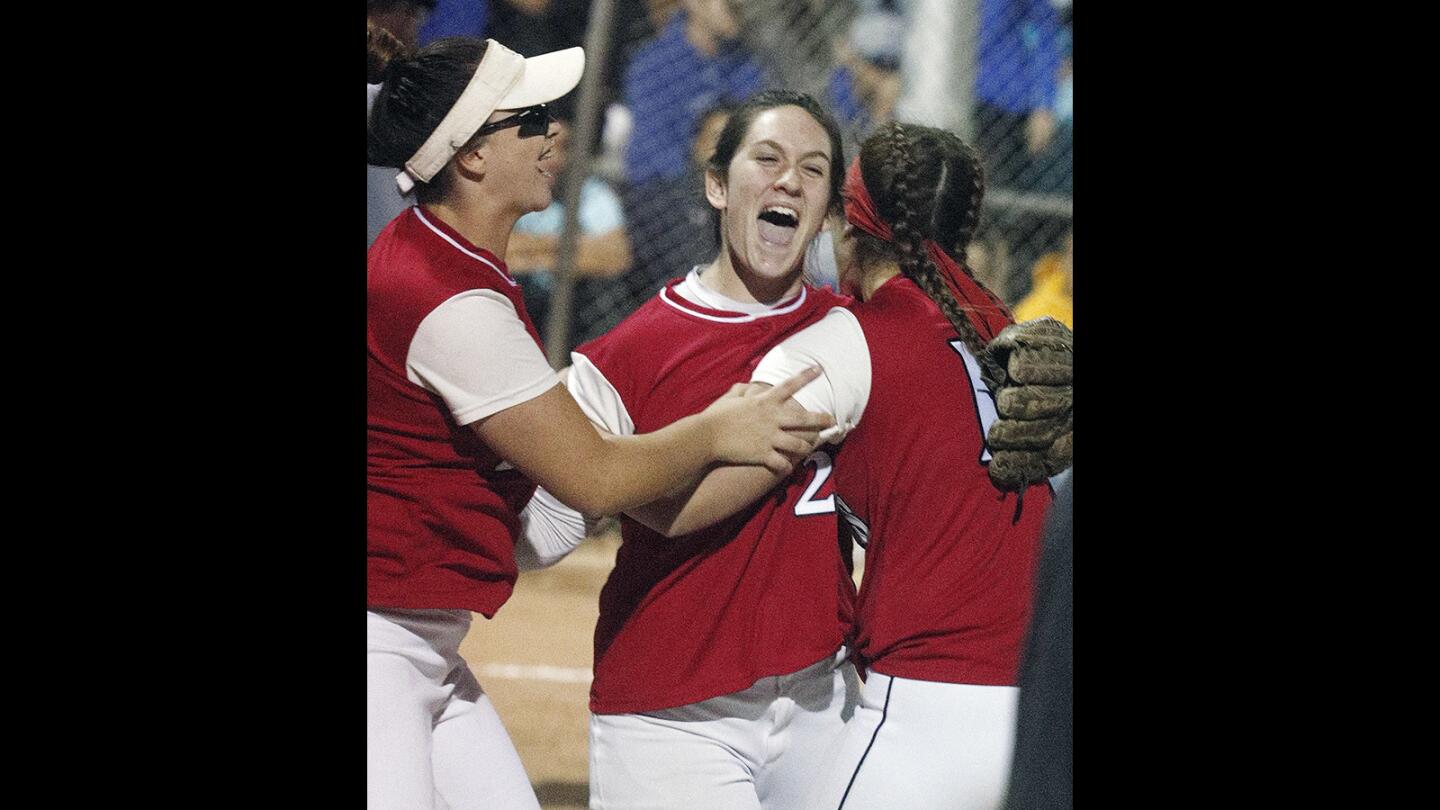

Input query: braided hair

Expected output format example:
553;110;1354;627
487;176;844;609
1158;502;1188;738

854;122;1005;383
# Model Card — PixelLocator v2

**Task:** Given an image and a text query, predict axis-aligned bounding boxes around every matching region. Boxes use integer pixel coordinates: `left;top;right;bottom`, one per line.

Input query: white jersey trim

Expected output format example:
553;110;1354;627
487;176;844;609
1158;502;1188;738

658;276;809;323
412;206;520;287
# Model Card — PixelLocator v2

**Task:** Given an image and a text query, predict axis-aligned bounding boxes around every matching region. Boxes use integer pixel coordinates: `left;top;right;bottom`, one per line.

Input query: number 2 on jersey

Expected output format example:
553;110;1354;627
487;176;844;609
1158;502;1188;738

949;339;999;464
793;450;836;516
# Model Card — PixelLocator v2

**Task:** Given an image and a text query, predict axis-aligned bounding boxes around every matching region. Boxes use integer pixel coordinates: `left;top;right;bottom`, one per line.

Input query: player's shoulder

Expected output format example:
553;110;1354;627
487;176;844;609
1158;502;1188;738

852;276;934;322
805;284;853;312
572;284;687;370
373;208;510;284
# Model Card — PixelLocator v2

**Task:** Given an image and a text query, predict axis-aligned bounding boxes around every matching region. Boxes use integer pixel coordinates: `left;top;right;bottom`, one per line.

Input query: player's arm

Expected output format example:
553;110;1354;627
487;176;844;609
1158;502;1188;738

473;367;826;518
626;451;787;538
512;366;604;571
627;308;871;537
413;293;830;518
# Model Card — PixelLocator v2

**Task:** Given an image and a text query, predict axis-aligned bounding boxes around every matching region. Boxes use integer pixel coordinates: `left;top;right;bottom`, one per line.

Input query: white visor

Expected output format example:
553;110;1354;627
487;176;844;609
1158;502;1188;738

397;40;585;194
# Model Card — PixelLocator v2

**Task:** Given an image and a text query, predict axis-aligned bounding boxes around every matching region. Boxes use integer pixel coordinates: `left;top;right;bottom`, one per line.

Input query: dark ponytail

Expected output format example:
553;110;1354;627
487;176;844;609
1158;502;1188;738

367;37;490;200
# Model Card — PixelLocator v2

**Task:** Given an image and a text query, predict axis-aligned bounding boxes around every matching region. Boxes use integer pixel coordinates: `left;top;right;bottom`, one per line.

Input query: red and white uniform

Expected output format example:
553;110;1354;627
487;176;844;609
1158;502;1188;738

564;270;860;809
368;205;557;615
753;275;1053;809
368;205;556;810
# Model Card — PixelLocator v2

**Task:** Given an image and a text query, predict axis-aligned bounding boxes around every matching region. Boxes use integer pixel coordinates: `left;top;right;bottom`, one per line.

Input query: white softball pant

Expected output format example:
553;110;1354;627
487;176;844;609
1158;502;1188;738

367;608;540;810
588;649;861;810
804;671;1019;810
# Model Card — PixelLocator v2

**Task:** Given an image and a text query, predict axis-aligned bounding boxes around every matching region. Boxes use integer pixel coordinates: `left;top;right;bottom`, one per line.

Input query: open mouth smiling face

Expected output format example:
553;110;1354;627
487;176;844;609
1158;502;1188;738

706;105;834;295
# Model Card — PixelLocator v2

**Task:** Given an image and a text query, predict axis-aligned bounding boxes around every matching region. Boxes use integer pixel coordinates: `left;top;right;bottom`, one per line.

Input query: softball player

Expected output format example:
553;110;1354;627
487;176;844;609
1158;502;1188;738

749;123;1054;809
366;39;830;810
521;91;862;810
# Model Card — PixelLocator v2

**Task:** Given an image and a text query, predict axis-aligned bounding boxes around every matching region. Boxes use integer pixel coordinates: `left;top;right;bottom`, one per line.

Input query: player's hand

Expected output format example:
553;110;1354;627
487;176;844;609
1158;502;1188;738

701;367;833;475
715;381;826;466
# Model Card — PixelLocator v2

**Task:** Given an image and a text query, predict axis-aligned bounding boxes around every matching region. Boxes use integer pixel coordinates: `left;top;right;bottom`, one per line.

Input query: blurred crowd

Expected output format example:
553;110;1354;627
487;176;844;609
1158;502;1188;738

368;0;1073;352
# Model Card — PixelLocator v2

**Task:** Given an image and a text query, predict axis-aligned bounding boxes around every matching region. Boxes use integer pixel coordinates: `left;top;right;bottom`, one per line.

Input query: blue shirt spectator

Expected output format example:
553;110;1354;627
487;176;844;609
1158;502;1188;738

416;0;487;45
623;11;766;185
976;0;1064;113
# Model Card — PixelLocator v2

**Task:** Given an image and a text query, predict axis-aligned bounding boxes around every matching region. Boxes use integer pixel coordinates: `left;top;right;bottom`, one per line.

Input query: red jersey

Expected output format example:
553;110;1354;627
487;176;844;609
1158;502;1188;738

367;207;544;617
835;276;1052;685
574;277;856;714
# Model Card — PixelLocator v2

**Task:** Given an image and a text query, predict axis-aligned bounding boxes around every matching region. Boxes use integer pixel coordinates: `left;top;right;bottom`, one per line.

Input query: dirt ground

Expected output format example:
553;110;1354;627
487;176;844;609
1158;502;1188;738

460;531;620;810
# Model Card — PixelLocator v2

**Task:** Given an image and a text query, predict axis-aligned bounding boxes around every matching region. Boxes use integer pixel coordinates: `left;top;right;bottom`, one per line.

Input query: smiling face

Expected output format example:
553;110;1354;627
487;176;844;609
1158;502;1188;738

705;105;835;300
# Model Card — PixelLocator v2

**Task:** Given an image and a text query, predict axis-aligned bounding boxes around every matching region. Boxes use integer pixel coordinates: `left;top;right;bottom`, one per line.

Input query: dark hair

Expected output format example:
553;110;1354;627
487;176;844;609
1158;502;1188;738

705;90;846;244
367;20;409;84
855;122;1002;379
367;37;490;202
692;101;740;161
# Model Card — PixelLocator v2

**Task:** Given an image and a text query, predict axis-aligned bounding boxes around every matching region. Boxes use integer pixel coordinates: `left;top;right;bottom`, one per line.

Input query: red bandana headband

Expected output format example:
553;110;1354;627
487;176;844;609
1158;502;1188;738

842;157;1013;341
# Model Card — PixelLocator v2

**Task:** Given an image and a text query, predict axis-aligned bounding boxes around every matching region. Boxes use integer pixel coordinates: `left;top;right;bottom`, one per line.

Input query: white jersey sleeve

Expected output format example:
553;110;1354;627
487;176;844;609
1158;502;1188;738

513;350;635;568
406;289;559;425
751;306;871;445
515;486;592;571
565;351;636;436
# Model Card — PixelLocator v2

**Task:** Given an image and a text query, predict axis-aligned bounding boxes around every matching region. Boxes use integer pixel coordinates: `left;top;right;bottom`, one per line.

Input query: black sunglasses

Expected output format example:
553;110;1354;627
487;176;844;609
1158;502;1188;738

476;105;552;139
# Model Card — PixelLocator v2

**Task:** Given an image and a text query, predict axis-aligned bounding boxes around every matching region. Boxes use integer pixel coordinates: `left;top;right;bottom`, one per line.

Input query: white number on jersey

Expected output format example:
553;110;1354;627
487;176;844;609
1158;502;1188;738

793;450;836;516
949;339;998;464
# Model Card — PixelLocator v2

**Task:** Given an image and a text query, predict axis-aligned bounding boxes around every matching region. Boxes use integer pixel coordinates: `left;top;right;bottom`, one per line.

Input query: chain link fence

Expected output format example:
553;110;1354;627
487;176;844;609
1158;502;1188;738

371;0;1073;359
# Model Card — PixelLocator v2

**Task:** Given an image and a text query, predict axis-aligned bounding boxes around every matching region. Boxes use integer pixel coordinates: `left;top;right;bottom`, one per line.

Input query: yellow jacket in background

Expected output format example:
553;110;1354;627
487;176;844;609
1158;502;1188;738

1012;252;1072;329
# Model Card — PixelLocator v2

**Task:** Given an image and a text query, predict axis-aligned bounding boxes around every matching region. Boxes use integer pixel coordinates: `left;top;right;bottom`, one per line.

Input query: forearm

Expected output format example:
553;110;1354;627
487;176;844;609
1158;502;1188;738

579;411;718;514
628;465;786;537
474;370;824;518
473;385;720;518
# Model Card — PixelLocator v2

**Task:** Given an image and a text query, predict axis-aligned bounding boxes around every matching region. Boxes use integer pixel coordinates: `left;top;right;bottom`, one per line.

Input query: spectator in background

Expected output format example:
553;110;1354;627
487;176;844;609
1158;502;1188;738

828;7;904;142
622;0;764;187
481;1;586;59
622;102;733;305
964;227;1015;307
368;2;439;247
415;0;487;44
974;0;1071;302
1011;228;1072;328
369;0;437;52
507;101;634;351
974;0;1067;190
477;0;654;115
1017;18;1071;196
